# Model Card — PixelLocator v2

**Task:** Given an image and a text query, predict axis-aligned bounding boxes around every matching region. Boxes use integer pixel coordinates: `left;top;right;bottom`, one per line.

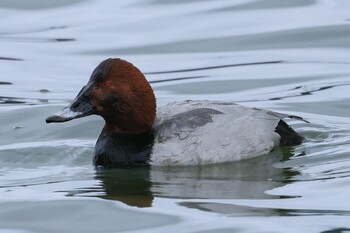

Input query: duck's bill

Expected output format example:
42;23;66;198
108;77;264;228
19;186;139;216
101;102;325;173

46;85;95;123
45;105;93;123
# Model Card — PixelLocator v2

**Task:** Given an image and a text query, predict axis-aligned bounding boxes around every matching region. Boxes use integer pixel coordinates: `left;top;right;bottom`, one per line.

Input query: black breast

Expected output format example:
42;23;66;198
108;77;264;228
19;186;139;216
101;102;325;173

94;132;154;167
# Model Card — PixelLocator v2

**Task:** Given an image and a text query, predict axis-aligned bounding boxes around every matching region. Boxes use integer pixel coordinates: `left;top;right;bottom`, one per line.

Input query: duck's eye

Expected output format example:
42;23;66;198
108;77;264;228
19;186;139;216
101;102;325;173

103;81;112;87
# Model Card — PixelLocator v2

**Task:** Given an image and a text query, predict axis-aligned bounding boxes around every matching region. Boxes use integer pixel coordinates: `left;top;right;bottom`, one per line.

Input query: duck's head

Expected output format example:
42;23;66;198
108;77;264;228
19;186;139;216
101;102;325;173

46;58;156;134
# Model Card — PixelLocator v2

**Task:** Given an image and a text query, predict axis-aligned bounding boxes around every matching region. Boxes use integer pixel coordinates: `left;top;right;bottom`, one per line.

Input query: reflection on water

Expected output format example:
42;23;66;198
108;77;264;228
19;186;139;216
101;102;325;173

0;25;68;36
0;0;86;10
0;25;74;42
88;25;350;55
0;57;22;61
146;61;283;75
0;37;75;43
75;149;299;208
217;0;316;11
0;95;48;105
180;202;350;217
95;167;154;208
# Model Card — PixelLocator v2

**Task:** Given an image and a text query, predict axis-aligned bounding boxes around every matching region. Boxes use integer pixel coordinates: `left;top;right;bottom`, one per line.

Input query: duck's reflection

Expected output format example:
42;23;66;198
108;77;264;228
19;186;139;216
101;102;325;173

87;147;299;208
95;167;153;208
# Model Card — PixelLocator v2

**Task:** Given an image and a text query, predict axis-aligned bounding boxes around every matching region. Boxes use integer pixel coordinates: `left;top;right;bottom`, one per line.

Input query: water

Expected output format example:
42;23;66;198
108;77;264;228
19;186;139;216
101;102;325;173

1;0;350;232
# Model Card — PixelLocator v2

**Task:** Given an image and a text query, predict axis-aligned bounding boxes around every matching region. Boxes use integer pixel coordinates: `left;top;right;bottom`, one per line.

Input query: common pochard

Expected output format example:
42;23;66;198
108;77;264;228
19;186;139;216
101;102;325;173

46;58;306;167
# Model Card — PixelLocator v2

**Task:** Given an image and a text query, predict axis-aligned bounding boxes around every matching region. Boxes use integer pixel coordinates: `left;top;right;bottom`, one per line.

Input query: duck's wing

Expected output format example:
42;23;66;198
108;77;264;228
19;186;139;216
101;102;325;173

153;107;224;143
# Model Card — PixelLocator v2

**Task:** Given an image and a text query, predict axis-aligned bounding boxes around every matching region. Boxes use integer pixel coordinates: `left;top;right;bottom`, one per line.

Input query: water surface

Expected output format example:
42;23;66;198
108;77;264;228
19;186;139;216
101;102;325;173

1;0;350;232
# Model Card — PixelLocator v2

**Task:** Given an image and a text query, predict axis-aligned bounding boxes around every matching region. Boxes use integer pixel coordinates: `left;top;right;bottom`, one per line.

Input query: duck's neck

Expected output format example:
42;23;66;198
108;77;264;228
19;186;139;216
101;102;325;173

94;130;154;168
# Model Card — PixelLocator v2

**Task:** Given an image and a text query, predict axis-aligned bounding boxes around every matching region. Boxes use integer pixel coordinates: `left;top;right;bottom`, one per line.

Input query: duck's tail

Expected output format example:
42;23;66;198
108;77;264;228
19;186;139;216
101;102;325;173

275;120;304;146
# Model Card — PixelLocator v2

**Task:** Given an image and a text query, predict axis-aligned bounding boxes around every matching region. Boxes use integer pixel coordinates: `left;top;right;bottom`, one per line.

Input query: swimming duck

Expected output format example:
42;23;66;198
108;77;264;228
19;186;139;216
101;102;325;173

46;58;305;167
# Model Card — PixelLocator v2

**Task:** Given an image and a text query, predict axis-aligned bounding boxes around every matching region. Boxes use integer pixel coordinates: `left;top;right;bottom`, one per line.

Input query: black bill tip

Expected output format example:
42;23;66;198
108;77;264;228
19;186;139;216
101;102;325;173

46;115;72;123
45;106;84;124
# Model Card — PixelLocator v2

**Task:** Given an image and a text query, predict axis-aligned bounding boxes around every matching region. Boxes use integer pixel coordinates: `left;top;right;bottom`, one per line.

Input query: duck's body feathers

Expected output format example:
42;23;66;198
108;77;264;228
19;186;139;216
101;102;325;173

150;100;304;166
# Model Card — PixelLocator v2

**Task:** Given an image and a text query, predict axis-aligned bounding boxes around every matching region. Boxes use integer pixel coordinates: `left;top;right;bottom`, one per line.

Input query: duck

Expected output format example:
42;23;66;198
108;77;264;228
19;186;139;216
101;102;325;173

46;58;306;167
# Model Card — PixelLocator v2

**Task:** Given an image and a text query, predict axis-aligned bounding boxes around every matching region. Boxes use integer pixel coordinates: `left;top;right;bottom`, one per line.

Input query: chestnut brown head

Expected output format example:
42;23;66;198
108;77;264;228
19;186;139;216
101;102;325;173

46;58;156;134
